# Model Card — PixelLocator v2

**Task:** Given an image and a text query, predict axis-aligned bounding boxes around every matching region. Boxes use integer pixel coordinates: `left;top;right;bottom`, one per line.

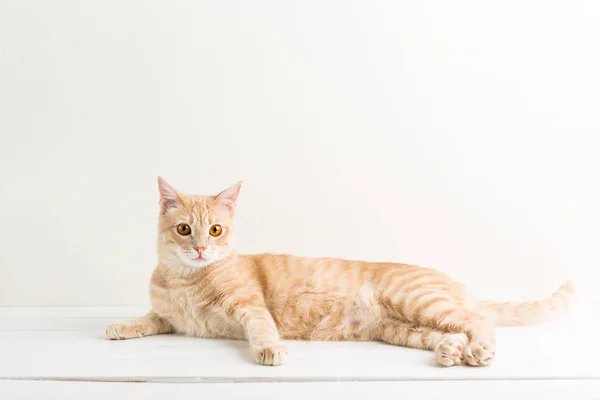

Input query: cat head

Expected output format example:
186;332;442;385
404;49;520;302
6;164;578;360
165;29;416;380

156;177;241;269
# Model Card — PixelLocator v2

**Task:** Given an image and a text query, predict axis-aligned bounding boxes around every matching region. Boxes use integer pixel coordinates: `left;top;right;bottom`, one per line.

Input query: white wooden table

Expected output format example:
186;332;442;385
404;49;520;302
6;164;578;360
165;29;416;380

1;304;599;399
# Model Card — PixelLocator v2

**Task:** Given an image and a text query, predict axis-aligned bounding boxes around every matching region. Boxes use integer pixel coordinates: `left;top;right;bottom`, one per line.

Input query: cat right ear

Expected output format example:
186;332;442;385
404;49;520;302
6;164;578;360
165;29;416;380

157;176;182;214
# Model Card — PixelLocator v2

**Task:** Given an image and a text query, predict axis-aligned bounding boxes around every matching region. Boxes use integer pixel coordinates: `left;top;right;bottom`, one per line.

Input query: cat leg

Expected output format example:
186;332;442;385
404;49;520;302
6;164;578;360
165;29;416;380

428;310;496;366
233;304;288;366
376;319;468;366
459;317;496;367
383;288;496;366
105;311;173;340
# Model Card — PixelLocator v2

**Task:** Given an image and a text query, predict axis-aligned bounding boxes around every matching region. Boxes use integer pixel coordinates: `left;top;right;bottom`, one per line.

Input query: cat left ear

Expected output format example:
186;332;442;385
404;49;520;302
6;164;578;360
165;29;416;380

157;176;183;214
215;181;242;213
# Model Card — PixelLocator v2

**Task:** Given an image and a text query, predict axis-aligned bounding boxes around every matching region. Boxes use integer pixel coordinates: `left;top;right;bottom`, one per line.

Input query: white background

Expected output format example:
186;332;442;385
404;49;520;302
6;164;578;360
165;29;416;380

1;1;599;306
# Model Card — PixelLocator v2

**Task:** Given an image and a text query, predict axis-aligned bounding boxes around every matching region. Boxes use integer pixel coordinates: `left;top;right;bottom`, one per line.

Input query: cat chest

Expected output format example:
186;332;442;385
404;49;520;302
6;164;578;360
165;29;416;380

151;286;245;339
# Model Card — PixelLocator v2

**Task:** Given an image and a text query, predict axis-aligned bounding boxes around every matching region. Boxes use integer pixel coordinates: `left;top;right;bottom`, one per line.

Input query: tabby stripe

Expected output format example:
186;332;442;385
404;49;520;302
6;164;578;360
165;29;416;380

381;270;430;298
392;289;433;321
427;308;460;329
399;279;448;296
378;270;403;296
413;296;450;323
406;330;422;348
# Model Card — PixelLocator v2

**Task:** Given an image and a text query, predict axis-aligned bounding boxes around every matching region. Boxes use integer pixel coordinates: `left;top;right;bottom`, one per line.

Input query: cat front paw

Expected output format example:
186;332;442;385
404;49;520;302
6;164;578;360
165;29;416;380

252;344;288;366
105;322;147;340
463;340;495;366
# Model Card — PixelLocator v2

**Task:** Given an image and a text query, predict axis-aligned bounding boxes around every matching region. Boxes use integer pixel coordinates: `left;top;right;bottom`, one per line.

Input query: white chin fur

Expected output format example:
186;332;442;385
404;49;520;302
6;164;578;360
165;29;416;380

175;249;232;269
185;258;213;268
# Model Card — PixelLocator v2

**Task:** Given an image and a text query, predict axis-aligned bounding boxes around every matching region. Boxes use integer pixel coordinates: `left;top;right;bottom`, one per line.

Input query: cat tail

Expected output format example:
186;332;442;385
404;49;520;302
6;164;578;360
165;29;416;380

475;281;575;326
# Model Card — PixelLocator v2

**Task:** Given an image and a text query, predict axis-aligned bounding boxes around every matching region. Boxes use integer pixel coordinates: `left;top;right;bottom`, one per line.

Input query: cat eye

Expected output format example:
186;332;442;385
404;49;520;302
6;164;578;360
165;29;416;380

176;224;192;236
209;224;222;237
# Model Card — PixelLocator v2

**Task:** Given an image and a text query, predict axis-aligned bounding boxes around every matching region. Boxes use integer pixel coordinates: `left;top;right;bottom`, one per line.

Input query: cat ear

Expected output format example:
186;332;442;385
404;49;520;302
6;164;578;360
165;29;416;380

214;181;242;213
157;176;182;213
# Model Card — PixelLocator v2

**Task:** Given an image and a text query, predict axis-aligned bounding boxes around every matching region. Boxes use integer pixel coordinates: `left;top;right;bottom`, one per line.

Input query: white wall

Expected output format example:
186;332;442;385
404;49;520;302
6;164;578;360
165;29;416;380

1;1;599;306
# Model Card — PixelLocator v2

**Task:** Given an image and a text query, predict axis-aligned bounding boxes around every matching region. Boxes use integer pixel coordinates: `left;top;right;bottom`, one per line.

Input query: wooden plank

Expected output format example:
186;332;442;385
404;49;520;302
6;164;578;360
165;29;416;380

1;380;600;400
0;306;597;382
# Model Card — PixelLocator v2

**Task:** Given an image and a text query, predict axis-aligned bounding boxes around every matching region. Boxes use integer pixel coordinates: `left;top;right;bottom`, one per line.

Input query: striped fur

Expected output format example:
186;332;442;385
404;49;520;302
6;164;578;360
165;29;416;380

106;179;574;367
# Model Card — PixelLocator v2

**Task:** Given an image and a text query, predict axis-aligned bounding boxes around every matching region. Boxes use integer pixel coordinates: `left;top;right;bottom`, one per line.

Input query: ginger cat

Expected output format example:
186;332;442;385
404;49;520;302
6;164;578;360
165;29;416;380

106;178;574;367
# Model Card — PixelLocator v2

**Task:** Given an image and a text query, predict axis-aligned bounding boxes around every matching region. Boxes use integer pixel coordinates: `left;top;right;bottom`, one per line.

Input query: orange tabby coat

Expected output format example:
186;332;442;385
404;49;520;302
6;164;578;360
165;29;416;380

106;178;574;367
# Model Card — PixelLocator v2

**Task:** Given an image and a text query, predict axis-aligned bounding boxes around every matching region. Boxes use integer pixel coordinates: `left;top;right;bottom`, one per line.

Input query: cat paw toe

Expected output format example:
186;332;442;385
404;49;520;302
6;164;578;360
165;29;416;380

253;344;288;366
105;323;145;340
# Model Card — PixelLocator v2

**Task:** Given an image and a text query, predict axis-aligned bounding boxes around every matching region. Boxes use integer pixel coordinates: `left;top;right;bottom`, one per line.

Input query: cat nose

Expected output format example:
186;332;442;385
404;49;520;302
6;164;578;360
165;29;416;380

194;246;206;256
